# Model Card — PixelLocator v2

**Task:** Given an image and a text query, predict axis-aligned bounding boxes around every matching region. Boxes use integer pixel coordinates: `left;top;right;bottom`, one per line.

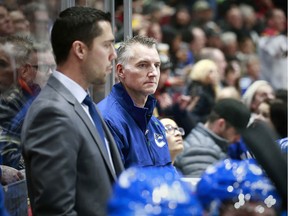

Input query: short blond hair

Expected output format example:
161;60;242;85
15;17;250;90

189;59;218;83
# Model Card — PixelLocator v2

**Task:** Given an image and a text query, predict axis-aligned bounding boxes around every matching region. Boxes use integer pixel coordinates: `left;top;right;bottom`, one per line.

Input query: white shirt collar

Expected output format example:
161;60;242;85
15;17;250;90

52;70;87;103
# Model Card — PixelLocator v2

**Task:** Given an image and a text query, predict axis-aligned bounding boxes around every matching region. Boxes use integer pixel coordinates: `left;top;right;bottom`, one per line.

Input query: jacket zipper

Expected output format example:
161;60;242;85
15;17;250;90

145;129;155;165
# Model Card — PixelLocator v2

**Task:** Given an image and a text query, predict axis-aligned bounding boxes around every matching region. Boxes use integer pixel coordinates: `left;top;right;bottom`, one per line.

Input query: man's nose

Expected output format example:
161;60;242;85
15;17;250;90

110;46;117;61
148;65;159;76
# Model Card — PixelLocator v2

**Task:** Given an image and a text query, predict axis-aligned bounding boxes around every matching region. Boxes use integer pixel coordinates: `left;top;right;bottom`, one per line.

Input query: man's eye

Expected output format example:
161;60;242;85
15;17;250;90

0;59;9;68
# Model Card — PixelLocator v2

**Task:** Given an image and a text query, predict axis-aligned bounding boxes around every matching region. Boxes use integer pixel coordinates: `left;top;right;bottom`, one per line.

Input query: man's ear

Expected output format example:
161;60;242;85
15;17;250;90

217;118;226;131
20;64;37;83
116;64;124;79
72;41;86;60
18;65;28;80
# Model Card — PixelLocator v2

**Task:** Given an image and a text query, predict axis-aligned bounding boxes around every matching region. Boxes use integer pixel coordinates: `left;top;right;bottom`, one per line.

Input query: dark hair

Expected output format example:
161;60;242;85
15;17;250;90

181;29;194;44
208;98;250;131
207;111;221;124
269;99;287;138
51;6;111;64
275;89;287;103
265;8;277;22
161;26;180;49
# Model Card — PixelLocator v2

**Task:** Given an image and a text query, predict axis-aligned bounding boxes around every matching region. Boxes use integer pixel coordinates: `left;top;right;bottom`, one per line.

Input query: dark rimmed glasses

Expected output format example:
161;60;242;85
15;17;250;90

164;124;185;136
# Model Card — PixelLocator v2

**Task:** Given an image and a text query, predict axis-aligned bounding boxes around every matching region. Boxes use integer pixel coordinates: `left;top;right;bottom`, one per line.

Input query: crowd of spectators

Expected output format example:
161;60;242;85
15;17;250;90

114;0;287;140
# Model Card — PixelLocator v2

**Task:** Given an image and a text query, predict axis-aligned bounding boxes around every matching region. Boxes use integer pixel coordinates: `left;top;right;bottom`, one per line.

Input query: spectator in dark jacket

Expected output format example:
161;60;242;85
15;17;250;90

174;98;250;177
186;59;220;124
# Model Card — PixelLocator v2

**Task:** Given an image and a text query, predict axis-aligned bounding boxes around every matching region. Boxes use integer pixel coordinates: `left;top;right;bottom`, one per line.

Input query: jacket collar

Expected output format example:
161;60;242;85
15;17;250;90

197;123;229;152
112;82;157;132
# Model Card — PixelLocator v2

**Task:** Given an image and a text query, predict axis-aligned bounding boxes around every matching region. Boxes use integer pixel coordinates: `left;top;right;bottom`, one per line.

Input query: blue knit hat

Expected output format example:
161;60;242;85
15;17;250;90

108;166;203;216
196;159;281;215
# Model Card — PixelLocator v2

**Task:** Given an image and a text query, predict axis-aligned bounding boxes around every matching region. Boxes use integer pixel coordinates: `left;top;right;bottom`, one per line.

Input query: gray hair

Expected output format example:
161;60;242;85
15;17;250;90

221;31;237;46
0;36;35;68
239;4;255;19
117;35;157;65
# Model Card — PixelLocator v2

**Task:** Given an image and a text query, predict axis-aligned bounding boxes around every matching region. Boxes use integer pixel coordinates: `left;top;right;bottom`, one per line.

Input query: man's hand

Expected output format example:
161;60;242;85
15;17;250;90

175;95;200;111
0;165;24;185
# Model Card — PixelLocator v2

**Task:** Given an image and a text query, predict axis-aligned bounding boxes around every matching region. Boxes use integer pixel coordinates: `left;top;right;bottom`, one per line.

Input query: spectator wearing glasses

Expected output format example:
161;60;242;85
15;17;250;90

174;98;250;178
0;35;40;170
33;42;56;88
160;117;184;164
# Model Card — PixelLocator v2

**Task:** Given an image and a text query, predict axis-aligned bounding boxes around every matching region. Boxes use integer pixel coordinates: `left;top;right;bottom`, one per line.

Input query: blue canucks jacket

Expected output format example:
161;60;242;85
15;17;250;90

98;83;172;169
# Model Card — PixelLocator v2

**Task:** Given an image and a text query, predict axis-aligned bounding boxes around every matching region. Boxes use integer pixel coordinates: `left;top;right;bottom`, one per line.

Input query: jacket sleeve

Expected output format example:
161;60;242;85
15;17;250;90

104;119;126;166
0;131;22;169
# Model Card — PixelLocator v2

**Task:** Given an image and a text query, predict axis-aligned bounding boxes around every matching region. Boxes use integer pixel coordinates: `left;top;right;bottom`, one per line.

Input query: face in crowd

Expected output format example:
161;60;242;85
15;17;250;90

116;36;160;106
160;118;184;162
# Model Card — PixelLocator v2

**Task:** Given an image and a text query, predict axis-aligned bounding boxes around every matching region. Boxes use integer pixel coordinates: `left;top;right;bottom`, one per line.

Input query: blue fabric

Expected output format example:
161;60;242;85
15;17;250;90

276;137;288;153
229;137;288;160
83;95;106;147
0;186;9;216
196;159;282;215
228;137;253;160
98;83;171;168
108;166;203;216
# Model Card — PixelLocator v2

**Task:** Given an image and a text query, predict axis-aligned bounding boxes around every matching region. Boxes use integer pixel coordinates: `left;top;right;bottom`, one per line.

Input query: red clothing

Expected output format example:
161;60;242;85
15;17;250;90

262;27;280;36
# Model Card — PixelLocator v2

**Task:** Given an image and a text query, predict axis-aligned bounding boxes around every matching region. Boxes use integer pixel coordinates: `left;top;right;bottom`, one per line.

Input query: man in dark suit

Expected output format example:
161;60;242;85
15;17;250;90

21;6;123;216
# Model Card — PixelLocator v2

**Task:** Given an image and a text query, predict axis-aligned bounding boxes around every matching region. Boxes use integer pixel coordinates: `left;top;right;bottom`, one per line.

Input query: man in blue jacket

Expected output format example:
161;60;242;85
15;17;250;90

98;35;172;168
